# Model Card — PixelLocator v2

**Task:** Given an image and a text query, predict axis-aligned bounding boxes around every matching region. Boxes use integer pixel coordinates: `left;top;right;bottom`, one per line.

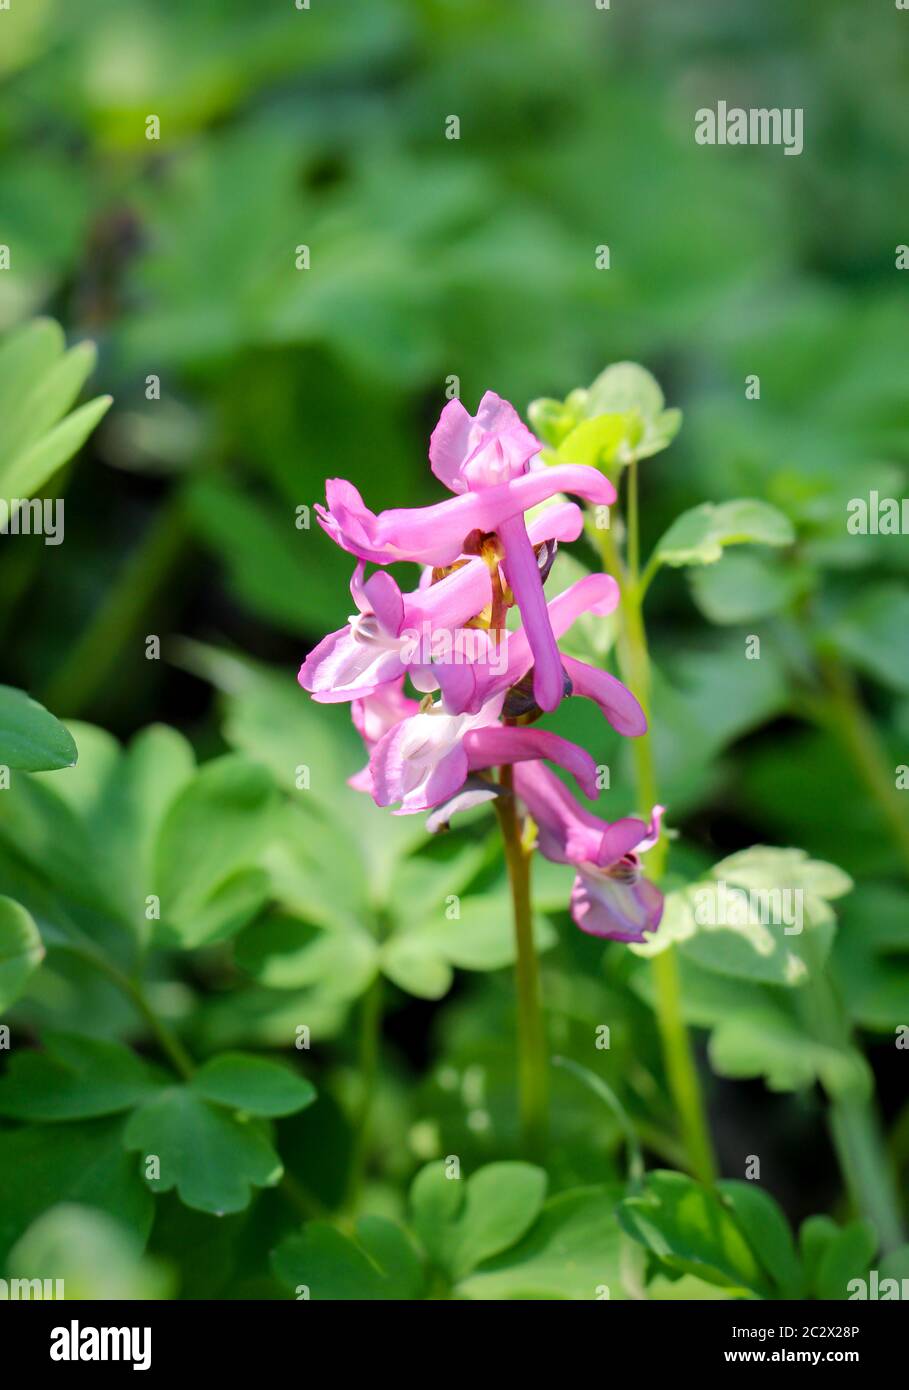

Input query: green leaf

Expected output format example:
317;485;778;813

1;395;112;503
532;364;679;465
380;892;555;1001
8;1204;174;1300
72;723;196;932
556;413;641;471
585;362;681;460
0;895;44;1011
617;1170;771;1297
634;884;818;987
0;1031;163;1121
833;884;909;1030
799;1214;839;1293
812;1220;877;1300
587;361;666;420
190;1053;316;1117
410;1160;548;1280
235;910;379;1001
458;1188;628;1301
712;846;853;902
123;1087;283;1214
379;936;453;1000
689;550;811;625
1;340;98;464
645;642;790;818
829;585;909;693
0;1118;154;1265
707;1004;872;1098
716;1181;802;1298
153;754;278;948
0;320;65;432
272;1216;423;1300
0;775;116;930
652;499;794;569
634;847;851;988
527;394;584;448
0;686;77;772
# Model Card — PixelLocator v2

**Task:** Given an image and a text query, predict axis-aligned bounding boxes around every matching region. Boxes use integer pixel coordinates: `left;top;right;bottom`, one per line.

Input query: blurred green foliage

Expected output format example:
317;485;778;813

0;0;907;1301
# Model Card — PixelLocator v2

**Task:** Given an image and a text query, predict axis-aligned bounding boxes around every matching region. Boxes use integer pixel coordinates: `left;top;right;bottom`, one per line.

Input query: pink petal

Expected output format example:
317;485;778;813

316;466;616;567
571;870;664;943
351;681;418;748
461;427;540;491
469;573;619;711
596;816;653;866
498;513;564;711
473;391;526;435
429;399;475;494
429;392;537;495
363;569;405;636
463;725;598;799
298;630;404;703
511;761;605;863
369;716;470;814
405;558;491;629
561;657;647;737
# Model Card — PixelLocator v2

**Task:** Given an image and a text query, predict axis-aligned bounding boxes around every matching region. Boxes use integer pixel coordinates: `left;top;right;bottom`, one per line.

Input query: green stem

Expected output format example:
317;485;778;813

39;491;189;717
61;934;334;1223
495;766;548;1156
68;942;196;1080
595;480;717;1187
829;1095;905;1253
626;458;641;586
119;974;196;1080
345;975;384;1210
816;654;909;878
798;934;905;1250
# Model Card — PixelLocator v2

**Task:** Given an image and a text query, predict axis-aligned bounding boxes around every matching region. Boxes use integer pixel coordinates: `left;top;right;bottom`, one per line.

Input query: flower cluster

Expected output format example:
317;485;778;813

300;392;664;940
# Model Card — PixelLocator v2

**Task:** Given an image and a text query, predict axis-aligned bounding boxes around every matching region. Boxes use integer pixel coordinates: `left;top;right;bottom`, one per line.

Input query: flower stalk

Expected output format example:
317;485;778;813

596;464;718;1187
495;765;549;1156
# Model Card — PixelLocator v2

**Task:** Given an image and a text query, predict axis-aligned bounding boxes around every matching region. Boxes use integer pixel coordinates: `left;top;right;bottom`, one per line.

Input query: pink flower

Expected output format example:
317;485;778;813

432;571;646;738
429;391;541;493
299;559;491;704
315;467;612;570
301;502;584;708
301;386;664;942
512;762;664;942
315;392;615;711
368;691;599;816
348;680;419;794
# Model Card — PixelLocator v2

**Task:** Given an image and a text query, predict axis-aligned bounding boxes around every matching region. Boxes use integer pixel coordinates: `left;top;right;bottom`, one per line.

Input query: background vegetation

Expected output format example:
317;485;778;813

0;0;907;1299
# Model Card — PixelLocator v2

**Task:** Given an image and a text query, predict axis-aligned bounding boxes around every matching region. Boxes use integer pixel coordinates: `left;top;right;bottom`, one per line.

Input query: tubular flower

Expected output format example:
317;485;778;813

300;502;584;706
315;392;615;711
368;691;599;815
301;389;661;929
512;762;664;942
348;679;419;794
